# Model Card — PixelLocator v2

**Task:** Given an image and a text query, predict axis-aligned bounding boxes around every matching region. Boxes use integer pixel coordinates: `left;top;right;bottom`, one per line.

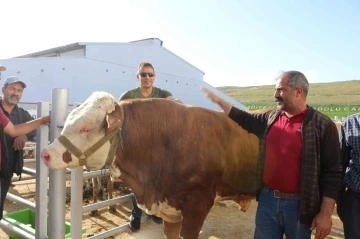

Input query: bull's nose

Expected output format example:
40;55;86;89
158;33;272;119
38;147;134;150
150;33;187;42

41;151;50;164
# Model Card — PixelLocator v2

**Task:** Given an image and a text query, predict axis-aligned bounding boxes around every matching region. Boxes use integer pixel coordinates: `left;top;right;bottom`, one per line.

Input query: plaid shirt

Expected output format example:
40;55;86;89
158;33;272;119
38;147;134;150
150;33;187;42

229;106;342;225
340;113;360;192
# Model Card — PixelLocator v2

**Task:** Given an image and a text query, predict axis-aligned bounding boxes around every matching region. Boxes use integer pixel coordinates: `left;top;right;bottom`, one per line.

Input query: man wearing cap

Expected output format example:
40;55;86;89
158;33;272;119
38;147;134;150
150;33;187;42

0;76;36;219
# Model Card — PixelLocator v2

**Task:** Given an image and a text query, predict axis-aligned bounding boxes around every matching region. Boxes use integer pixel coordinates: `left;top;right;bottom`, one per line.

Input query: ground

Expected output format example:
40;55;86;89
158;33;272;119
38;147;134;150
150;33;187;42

0;171;345;239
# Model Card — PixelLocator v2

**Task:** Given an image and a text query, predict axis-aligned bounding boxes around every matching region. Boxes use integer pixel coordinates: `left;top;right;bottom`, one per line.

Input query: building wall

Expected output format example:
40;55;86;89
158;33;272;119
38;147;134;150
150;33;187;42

0;57;246;115
130;38;162;46
85;43;204;81
60;48;85;57
0;41;247;115
23;48;85;58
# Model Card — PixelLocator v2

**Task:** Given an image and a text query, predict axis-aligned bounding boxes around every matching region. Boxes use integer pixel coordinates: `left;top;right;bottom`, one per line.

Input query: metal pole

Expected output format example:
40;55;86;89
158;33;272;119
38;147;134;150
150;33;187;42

82;194;132;214
70;102;83;239
49;89;68;239
87;224;129;239
22;167;36;177
35;101;50;239
65;169;110;180
82;169;110;180
0;220;35;239
6;193;36;210
87;213;148;239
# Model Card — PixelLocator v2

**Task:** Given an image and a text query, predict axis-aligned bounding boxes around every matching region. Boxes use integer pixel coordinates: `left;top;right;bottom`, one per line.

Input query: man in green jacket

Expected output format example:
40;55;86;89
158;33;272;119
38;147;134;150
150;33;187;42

0;76;36;219
119;61;181;232
203;71;342;239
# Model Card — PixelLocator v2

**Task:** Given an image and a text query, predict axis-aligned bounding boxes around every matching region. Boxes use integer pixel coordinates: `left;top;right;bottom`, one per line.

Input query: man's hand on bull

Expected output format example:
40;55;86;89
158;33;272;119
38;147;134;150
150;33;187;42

202;87;221;103
13;135;28;150
201;87;232;115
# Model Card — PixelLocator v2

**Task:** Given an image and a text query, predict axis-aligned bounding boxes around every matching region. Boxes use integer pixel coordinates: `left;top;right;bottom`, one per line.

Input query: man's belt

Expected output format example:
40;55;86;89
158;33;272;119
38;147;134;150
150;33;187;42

265;186;301;200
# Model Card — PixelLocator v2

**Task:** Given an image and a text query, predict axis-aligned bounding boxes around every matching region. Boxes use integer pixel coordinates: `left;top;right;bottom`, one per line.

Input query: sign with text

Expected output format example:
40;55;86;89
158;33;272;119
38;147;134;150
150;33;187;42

245;104;360;119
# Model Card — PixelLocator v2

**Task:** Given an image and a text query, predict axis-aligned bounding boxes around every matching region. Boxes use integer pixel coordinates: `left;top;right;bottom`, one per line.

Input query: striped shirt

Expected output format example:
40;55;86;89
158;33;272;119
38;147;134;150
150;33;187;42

340;113;360;192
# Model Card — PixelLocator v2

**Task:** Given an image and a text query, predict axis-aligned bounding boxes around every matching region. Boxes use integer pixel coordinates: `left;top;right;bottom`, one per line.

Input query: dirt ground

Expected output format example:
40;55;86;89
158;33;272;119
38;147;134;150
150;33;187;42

0;163;345;238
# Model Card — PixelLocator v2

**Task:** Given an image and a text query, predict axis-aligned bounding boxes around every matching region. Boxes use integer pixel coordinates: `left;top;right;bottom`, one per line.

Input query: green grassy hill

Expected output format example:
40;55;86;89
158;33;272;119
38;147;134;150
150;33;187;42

217;80;360;119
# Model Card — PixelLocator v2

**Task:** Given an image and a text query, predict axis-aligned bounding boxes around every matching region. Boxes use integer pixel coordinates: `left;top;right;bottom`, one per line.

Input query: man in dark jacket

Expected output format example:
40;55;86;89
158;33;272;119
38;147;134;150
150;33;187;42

0;76;36;219
203;71;342;239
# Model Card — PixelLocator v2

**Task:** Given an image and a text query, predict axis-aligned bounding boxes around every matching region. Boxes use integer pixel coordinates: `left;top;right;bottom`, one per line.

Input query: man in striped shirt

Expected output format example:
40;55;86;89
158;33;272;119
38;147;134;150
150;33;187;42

338;112;360;238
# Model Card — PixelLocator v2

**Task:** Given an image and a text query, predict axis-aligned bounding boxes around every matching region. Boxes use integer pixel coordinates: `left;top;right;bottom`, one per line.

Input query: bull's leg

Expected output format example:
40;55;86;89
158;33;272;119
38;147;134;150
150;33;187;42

179;212;209;239
163;220;182;239
107;176;116;213
179;192;214;239
90;177;99;216
83;178;92;196
99;177;105;200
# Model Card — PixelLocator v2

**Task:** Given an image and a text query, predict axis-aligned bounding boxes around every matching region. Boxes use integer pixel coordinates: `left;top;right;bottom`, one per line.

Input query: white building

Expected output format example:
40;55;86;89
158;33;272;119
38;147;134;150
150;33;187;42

0;38;247;117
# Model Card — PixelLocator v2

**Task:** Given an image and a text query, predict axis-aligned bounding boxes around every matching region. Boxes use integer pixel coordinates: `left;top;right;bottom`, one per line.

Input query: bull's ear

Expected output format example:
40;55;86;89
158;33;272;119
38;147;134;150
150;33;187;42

105;103;121;135
106;99;116;114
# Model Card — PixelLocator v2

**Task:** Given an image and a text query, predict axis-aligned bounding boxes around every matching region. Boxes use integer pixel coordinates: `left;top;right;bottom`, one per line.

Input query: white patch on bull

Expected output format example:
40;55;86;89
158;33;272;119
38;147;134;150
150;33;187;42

214;194;253;212
214;194;228;204
109;159;121;177
138;200;182;223
214;194;237;207
42;139;80;169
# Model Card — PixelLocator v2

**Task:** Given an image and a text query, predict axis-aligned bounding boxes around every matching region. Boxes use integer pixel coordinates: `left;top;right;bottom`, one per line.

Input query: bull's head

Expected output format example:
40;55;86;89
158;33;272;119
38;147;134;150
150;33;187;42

41;91;122;174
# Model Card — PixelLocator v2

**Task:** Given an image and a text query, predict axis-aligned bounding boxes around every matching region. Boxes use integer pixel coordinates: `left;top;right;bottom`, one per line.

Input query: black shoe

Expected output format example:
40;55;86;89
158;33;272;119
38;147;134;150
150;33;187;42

129;215;141;232
151;215;163;224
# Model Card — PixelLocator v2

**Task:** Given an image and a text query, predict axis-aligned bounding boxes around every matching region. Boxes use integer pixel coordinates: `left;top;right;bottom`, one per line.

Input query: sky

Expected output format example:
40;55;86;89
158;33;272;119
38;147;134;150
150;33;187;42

0;0;359;87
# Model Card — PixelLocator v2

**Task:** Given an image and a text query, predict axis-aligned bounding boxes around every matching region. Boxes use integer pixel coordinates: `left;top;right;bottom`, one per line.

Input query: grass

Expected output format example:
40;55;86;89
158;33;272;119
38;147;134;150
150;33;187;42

217;80;360;119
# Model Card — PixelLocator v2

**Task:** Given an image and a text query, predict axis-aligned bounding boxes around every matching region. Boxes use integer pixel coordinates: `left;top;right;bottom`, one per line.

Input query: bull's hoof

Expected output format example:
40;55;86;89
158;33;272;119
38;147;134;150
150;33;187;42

83;189;92;196
109;206;116;214
150;215;163;224
90;210;99;217
98;189;105;200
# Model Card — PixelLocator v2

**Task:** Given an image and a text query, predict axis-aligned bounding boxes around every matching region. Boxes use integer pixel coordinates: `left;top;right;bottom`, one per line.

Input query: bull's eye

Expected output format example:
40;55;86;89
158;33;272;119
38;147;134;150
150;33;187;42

80;127;92;134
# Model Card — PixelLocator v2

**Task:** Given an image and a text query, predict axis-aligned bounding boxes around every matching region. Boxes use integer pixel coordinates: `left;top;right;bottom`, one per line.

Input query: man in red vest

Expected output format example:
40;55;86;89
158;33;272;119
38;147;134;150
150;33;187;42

204;71;341;239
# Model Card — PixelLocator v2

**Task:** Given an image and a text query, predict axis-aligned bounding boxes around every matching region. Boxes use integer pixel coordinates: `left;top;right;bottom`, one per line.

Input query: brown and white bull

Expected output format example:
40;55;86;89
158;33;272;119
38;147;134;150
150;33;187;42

41;91;259;239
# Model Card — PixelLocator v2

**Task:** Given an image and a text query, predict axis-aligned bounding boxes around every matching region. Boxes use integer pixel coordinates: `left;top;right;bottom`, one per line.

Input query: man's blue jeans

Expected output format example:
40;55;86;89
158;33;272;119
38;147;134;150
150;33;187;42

131;195;142;218
255;187;312;239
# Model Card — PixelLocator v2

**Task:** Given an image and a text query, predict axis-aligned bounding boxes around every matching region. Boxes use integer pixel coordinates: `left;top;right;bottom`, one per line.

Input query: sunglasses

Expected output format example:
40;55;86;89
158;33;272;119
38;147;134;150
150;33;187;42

139;72;155;77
